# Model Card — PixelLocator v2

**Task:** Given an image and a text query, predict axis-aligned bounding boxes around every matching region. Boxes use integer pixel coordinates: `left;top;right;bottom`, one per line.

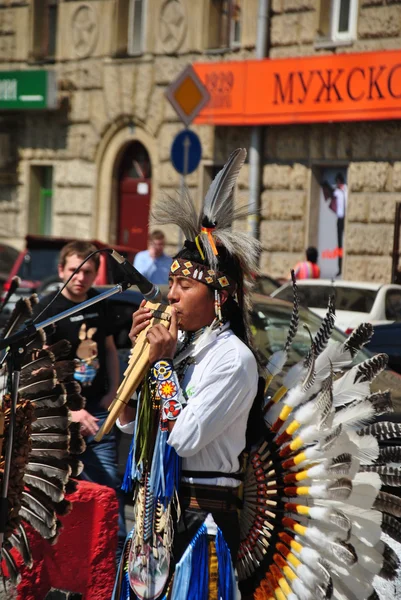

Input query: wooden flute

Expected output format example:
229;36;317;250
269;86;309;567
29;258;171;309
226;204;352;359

94;301;172;442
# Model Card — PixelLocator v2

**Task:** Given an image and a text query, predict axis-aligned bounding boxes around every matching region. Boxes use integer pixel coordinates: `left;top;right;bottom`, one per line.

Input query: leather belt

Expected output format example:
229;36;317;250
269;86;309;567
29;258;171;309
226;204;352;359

180;482;242;512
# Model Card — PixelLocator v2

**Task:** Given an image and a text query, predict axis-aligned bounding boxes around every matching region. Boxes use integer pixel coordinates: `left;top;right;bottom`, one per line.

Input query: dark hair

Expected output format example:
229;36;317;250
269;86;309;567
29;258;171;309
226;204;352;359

335;172;345;184
59;240;100;270
306;246;318;263
174;241;249;345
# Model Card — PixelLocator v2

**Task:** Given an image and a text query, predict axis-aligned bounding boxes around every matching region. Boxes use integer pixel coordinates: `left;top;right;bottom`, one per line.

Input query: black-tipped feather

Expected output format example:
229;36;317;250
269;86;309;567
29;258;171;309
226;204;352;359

21;490;57;528
19;506;57;539
23;472;64;502
353;353;388;384
10;525;33;568
47;339;72;359
284;270;299;353
359;421;401;441
367;390;393;415
378;445;401;463
343;323;374;357
1;546;20;585
25;456;70;484
31;414;70;434
362;465;401;487
379;542;400;580
381;513;401;544
19;377;57;398
311;295;336;358
67;456;84;477
1;297;33;339
69;421;85;454
373;491;401;517
54;360;76;382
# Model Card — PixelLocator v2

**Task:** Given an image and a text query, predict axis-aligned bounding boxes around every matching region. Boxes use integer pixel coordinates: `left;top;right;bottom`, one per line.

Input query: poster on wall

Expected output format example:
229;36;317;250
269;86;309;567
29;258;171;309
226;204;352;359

317;167;348;280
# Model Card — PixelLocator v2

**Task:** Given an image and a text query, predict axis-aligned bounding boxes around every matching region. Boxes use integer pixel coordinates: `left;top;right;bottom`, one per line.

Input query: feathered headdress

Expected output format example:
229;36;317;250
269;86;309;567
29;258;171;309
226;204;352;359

151;148;261;343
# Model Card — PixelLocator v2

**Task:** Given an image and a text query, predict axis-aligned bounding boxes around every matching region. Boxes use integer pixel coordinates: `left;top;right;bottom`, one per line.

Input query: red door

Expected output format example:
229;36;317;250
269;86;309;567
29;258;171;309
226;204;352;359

118;177;151;249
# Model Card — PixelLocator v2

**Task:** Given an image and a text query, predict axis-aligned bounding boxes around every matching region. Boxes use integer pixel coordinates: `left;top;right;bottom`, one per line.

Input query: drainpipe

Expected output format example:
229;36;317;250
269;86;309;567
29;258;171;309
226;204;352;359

248;0;270;242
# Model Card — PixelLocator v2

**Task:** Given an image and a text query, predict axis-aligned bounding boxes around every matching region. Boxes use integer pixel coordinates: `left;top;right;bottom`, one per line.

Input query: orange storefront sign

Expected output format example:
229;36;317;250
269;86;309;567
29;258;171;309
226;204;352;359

193;50;401;125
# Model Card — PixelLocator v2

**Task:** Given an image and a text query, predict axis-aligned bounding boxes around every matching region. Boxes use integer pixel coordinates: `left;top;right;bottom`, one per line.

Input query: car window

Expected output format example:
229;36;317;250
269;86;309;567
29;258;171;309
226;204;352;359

250;300;369;371
17;249;60;282
385;290;401;321
274;285;377;313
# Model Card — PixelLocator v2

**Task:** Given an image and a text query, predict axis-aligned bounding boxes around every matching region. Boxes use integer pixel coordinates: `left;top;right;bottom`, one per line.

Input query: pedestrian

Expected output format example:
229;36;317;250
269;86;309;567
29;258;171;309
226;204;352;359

114;149;260;598
34;240;126;560
293;246;320;279
133;230;172;285
322;174;347;277
333;172;347;276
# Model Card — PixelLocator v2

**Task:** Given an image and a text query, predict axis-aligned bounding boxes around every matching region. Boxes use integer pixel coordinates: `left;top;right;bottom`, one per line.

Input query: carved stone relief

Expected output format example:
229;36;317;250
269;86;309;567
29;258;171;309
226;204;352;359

71;4;98;58
159;0;187;54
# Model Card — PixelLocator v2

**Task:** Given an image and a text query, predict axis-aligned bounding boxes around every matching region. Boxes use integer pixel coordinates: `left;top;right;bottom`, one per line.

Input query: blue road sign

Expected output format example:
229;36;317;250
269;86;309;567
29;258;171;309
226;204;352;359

171;129;202;175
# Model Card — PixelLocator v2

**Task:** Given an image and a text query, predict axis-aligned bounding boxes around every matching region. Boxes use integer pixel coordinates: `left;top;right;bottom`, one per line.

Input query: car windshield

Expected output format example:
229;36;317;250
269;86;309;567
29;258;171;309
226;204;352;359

17;249;60;282
274;285;377;314
250;298;370;370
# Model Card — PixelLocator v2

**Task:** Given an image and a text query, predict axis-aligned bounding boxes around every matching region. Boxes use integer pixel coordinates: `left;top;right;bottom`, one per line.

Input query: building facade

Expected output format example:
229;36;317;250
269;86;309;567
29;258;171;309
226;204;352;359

0;0;400;283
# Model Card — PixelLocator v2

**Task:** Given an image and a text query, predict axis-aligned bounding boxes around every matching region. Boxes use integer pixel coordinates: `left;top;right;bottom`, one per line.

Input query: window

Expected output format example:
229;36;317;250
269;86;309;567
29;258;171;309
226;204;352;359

317;0;358;46
29;166;53;236
30;0;58;61
128;0;145;55
385;290;401;322
208;0;241;50
273;284;377;314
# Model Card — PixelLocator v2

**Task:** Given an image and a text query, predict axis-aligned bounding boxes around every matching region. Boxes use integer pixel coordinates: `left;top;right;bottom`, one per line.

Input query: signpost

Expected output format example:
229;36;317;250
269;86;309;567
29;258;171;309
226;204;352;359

166;65;210;250
165;65;210;127
0;70;57;110
171;129;202;176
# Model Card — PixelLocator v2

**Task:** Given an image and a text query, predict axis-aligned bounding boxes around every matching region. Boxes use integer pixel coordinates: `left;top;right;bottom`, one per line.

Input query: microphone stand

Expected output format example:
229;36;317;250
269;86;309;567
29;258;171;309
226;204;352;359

0;280;132;548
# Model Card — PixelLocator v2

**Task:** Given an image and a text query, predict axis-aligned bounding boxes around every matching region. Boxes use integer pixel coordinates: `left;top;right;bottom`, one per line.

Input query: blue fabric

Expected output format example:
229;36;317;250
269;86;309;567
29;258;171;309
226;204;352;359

187;524;209;600
122;435;134;493
133;250;172;285
112;528;134;600
170;544;193;600
80;411;126;561
163;443;181;505
216;527;235;600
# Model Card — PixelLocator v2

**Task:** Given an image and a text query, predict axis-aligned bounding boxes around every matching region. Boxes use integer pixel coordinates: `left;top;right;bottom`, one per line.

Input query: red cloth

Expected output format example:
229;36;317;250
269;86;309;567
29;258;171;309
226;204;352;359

13;480;118;600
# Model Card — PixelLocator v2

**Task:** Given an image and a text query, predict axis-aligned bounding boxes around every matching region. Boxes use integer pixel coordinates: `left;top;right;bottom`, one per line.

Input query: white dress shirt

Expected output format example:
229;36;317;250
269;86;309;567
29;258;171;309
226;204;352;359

118;325;259;487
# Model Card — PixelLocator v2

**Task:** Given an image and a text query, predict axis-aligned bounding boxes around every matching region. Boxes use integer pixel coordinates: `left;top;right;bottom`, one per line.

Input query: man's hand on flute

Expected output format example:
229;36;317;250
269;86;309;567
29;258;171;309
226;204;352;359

129;299;152;345
146;308;178;363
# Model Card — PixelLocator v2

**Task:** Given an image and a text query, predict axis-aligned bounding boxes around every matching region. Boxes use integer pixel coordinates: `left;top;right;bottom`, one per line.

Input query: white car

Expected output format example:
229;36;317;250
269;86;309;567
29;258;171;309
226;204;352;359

271;279;401;333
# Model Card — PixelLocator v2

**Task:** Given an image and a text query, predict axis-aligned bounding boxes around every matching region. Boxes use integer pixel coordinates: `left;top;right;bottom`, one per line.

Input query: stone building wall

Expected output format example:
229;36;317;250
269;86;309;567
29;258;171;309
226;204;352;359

0;0;257;255
271;0;401;58
219;119;401;282
0;0;400;282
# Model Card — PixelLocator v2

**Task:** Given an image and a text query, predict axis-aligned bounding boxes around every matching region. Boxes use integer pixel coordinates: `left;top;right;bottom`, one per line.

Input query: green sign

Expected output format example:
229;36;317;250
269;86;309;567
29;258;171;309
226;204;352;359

0;70;57;110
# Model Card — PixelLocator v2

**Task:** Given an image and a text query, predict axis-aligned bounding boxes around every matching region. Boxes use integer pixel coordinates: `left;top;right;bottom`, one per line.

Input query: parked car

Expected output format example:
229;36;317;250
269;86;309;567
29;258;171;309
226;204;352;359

366;321;401;376
271;279;401;334
0;242;19;293
253;274;281;296
86;286;401;410
0;235;139;329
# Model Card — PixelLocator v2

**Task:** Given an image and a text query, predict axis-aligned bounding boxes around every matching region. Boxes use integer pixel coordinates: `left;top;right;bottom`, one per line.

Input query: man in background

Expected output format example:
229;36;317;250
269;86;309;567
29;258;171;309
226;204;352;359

333;172;347;276
133;230;172;284
34;240;125;560
293;246;320;279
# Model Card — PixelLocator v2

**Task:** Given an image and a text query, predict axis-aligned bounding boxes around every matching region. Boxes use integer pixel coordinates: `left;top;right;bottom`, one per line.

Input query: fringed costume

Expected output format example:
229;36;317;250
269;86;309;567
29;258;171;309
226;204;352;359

115;149;401;600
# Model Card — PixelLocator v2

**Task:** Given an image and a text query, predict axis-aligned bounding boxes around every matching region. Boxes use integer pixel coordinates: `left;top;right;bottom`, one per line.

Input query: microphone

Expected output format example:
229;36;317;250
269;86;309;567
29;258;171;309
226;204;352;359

109;250;162;302
0;276;21;314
